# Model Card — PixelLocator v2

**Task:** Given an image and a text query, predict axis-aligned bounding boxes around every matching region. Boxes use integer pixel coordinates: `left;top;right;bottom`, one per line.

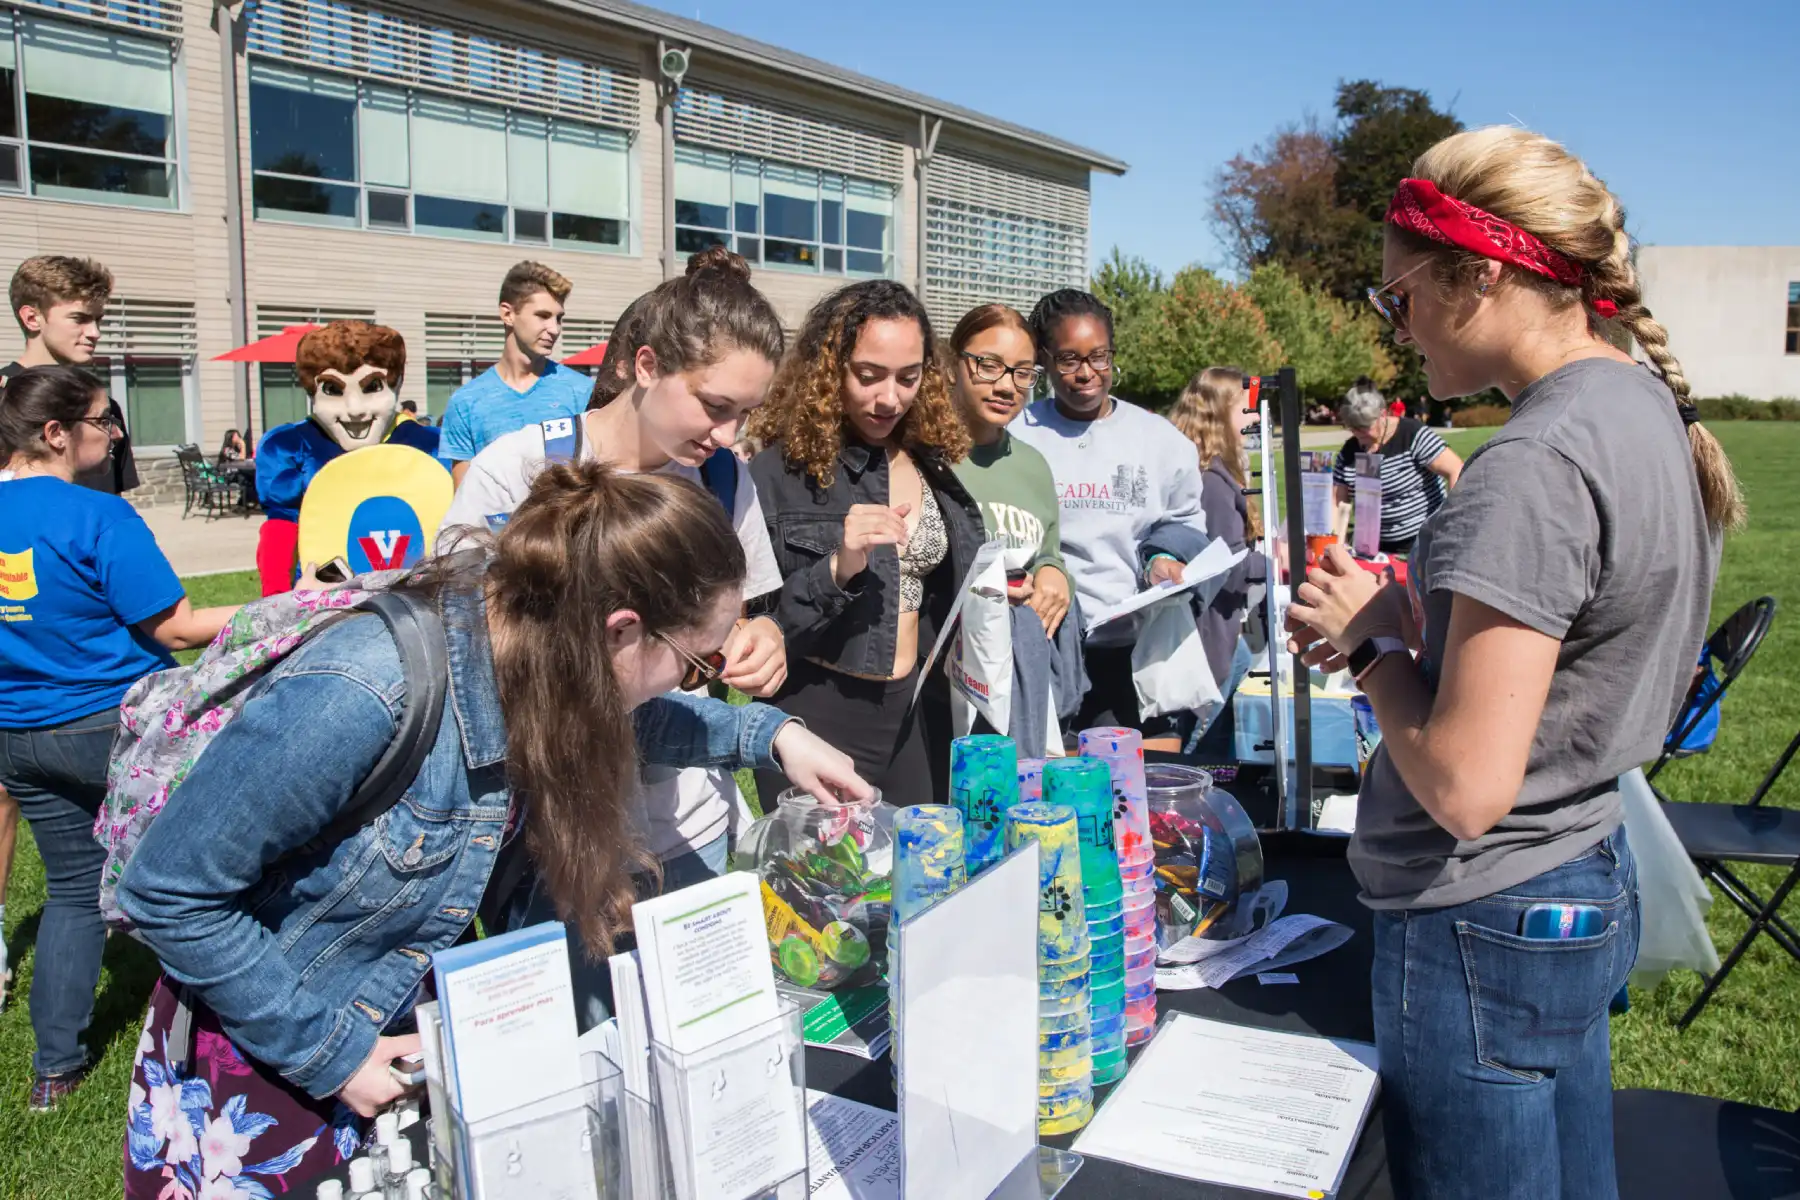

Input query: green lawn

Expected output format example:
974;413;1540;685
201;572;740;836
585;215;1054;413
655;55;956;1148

3;428;1798;1196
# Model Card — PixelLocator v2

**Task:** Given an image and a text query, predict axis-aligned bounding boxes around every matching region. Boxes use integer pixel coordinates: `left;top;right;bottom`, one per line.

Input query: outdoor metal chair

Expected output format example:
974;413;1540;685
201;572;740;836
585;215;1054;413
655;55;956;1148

1613;1086;1800;1199
175;446;232;519
1647;595;1778;781
1658;723;1800;1028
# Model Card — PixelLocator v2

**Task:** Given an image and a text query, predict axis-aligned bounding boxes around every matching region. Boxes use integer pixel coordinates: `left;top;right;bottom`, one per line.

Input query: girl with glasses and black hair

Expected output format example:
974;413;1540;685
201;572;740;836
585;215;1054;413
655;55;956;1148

1010;289;1210;751
0;365;238;1110
747;280;985;805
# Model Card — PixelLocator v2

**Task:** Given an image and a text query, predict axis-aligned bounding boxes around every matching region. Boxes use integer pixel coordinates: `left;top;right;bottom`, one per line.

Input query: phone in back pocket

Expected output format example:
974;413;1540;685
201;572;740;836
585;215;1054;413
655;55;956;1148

1520;903;1605;939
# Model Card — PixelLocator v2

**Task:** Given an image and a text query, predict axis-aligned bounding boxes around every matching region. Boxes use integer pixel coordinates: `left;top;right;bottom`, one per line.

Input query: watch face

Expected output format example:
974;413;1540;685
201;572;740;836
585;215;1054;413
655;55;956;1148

1347;640;1376;675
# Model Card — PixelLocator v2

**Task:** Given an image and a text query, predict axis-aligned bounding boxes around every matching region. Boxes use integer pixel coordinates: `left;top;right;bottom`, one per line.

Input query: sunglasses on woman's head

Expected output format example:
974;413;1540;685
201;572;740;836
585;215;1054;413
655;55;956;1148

1366;260;1432;332
657;632;726;691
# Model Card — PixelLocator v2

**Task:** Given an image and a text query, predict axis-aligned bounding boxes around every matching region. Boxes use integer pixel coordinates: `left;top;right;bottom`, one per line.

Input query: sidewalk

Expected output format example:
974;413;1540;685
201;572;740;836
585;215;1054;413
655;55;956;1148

139;503;263;578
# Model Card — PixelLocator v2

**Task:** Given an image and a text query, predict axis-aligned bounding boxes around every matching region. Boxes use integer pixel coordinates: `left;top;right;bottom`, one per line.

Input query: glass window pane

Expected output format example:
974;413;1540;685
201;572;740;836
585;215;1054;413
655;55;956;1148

823;247;843;273
367;189;408;227
846;250;886;275
252;173;358;227
1789;282;1800;305
21;18;171;116
508;113;548;209
764;240;816;269
0;12;12;72
675;146;731;230
410;95;507;203
414;194;507;240
32;146;173;207
123;359;185;446
249;65;355;181
822;199;842;246
846;181;895;254
359;85;408;188
735;236;761;263
735;201;758;235
762;164;817;241
1789;330;1798;355
0;145;19;190
676;227;728;255
549;121;628;220
426;364;463;413
260;363;309;430
1;66;17;141
552;212;624;248
514;208;548;243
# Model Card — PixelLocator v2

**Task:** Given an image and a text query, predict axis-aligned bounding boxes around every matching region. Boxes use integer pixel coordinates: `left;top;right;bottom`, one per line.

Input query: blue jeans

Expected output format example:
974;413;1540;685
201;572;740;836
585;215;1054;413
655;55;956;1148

1371;829;1638;1200
0;707;116;1077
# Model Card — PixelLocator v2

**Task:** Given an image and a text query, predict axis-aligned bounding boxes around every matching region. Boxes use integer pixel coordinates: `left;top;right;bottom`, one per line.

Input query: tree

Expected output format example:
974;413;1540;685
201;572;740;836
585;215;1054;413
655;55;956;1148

1240;264;1395;401
1126;266;1284;407
1210;121;1365;293
1092;247;1163;329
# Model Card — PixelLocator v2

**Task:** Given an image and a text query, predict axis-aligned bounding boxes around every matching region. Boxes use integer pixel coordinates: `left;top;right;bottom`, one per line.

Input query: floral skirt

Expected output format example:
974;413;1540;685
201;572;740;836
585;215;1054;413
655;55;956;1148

124;975;367;1199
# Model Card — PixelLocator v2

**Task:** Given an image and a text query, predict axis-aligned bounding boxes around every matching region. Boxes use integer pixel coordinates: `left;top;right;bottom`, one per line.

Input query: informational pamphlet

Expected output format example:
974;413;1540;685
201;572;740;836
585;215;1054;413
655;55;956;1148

1086;540;1248;633
632;870;781;1055
431;922;581;1125
1155;913;1352;991
779;982;890;1060
1073;1014;1379;1198
1352;452;1384;557
805;1091;900;1200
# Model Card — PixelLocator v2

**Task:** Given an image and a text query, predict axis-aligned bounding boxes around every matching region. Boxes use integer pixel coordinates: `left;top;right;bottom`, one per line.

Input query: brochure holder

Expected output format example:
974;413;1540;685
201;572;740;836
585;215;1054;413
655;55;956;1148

432;1050;624;1200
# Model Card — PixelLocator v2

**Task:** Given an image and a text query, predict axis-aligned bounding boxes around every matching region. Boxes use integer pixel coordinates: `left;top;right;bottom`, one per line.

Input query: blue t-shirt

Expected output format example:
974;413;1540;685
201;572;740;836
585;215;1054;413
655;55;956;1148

438;361;591;462
0;476;185;727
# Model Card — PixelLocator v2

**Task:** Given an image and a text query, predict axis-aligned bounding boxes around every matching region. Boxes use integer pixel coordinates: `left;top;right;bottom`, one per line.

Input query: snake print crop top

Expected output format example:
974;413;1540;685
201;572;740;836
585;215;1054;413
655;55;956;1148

897;482;947;613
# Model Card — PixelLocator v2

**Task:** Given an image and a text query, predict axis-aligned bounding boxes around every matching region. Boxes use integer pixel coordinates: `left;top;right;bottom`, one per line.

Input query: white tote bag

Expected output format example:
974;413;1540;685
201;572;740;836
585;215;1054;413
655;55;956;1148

1618;767;1720;988
946;541;1012;735
1131;593;1222;721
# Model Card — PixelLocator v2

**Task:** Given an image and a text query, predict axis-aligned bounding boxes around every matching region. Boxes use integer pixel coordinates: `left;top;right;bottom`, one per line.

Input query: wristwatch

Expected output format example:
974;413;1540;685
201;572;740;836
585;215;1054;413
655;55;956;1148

1347;636;1410;685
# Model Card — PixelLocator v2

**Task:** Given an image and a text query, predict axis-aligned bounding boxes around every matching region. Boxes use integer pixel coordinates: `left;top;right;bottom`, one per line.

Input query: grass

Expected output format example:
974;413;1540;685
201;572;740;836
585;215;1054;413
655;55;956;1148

4;427;1798;1196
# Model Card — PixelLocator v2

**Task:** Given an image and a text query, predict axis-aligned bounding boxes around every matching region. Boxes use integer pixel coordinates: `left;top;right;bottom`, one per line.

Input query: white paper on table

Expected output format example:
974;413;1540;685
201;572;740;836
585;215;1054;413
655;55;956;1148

1159;879;1289;964
1352;451;1383;557
1316;793;1359;833
1155;913;1351;992
805;1090;900;1200
605;955;664;1200
631;871;780;1055
895;844;1039;1200
1072;1014;1380;1198
656;1017;809;1200
916;537;1006;706
1084;540;1247;634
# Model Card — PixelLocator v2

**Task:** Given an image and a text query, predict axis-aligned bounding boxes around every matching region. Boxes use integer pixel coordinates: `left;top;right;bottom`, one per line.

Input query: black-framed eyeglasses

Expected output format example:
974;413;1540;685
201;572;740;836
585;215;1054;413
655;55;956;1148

1051;348;1113;375
1366;261;1431;332
959;352;1043;390
75;413;124;433
657;632;726;691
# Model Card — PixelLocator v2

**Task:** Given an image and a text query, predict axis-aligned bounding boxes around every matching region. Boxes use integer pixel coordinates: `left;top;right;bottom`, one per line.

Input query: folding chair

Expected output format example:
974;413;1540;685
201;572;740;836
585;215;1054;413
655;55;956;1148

1613;1086;1800;1199
1647;595;1778;781
1657;724;1800;1028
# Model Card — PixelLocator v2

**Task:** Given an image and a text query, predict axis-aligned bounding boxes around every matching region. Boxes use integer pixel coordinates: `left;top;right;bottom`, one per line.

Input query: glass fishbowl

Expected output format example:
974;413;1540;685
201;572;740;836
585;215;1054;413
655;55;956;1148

1144;764;1266;949
735;789;893;990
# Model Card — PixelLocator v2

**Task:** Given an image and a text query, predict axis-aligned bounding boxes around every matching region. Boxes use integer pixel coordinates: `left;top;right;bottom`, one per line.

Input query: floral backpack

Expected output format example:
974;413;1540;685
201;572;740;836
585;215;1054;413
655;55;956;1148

96;575;447;933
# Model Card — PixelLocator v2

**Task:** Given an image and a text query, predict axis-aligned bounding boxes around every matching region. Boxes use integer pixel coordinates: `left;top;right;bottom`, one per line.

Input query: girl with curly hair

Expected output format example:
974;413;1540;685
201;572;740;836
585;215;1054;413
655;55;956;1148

747;281;985;805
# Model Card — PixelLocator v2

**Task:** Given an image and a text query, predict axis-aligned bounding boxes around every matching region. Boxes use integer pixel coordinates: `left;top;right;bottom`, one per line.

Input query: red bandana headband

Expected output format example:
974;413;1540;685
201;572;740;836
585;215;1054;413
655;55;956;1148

1385;178;1618;319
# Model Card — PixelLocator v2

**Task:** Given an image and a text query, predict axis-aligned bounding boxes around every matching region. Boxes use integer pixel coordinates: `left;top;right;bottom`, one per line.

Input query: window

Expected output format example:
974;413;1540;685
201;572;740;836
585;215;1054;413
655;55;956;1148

675;146;894;277
0;12;178;208
259;364;308;431
248;62;631;251
1788;282;1799;355
426;363;467;413
923;152;1089;330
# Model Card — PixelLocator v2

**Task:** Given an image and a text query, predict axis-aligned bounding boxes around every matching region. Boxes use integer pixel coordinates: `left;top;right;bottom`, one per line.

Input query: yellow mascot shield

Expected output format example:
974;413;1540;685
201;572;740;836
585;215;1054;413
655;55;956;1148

297;444;452;575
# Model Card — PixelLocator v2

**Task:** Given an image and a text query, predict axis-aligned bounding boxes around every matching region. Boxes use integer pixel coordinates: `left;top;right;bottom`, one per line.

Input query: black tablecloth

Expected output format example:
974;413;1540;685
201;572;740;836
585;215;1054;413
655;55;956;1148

808;834;1394;1200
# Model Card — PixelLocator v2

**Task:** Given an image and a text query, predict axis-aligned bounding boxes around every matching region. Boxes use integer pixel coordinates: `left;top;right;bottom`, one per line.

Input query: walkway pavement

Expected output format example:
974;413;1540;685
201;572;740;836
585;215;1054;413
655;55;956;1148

139;503;263;578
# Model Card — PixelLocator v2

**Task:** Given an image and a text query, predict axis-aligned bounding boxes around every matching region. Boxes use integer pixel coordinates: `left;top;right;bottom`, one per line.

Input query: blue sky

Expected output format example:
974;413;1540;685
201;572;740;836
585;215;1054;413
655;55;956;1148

646;0;1800;278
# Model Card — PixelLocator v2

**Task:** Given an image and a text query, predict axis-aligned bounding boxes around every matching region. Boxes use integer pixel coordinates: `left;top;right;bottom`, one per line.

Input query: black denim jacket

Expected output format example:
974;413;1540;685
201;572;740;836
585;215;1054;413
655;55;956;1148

750;440;986;678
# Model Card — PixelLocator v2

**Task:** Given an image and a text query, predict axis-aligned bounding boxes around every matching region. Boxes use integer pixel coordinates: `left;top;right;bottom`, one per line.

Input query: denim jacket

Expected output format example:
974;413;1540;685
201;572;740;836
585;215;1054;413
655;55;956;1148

117;583;790;1099
750;440;985;677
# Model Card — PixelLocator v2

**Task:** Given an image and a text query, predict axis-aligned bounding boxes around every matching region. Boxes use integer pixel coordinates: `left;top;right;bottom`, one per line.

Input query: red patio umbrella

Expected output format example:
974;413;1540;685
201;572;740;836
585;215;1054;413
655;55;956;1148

213;324;321;363
561;339;609;366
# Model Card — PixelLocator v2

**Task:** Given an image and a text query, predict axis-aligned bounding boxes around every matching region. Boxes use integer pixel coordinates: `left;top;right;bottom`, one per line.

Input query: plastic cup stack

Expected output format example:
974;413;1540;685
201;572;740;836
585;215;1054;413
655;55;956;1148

889;806;968;1091
949;734;1018;876
1043;757;1126;1085
1080;727;1159;1048
1017;757;1046;804
1006;801;1094;1135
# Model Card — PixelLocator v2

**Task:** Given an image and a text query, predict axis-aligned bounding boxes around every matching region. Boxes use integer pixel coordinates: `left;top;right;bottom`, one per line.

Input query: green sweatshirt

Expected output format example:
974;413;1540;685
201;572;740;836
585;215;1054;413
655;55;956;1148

953;430;1067;581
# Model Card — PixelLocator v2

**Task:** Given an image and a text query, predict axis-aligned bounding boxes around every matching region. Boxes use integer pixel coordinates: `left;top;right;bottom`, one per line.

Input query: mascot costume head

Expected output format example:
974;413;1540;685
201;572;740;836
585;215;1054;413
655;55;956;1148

254;321;446;596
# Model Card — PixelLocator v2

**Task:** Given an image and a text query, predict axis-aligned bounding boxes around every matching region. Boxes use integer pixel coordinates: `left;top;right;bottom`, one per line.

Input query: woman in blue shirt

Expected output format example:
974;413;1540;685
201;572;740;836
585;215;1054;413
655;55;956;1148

0;366;239;1110
114;463;866;1197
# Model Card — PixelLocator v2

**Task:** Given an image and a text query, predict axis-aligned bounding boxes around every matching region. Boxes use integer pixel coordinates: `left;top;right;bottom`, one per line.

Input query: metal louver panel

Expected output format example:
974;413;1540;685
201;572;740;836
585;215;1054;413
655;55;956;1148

674;87;904;183
245;0;639;130
255;304;378;338
97;298;196;356
924;152;1090;329
16;0;181;36
425;313;612;361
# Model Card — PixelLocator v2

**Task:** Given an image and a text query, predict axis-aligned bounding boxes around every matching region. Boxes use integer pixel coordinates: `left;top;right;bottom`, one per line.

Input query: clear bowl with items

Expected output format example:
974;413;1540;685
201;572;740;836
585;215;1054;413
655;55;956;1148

735;788;893;990
1144;765;1265;949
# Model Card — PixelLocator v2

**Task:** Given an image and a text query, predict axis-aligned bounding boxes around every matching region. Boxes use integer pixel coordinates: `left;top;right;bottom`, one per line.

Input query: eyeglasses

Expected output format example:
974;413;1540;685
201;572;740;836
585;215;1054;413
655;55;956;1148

656;632;726;691
960;352;1043;390
75;413;123;433
1051;348;1113;376
1366;261;1432;332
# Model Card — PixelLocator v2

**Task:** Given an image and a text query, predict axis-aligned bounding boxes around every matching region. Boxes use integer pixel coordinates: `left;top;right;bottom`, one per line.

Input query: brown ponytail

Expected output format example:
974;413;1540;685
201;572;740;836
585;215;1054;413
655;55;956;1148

1397;126;1745;531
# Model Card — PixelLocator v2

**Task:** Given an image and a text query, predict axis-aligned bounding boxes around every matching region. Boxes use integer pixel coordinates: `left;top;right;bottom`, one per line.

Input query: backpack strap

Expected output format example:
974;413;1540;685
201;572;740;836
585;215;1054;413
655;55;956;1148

314;590;450;845
542;415;582;465
699;446;738;516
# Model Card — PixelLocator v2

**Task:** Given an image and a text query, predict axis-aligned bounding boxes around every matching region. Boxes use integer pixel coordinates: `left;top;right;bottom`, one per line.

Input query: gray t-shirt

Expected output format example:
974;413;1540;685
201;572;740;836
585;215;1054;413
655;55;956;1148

1351;359;1717;908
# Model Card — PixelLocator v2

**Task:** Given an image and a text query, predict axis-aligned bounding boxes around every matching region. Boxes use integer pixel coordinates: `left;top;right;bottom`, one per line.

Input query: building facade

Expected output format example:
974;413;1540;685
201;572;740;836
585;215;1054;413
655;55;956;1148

1637;245;1800;401
0;0;1123;484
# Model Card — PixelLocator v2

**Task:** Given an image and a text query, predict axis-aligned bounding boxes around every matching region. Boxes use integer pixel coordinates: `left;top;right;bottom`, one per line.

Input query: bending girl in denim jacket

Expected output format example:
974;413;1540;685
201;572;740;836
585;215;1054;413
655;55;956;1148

115;463;867;1197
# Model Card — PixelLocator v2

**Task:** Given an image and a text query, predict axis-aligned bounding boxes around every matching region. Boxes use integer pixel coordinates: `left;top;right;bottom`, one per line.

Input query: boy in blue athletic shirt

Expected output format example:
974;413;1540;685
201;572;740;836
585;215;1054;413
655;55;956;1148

439;261;592;485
